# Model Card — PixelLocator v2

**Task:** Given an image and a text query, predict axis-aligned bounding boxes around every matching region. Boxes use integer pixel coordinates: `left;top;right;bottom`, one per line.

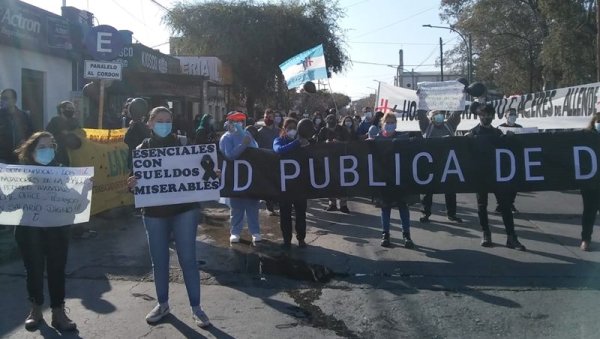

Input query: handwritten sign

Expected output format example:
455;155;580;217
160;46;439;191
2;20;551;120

0;165;94;227
132;144;221;208
417;80;466;111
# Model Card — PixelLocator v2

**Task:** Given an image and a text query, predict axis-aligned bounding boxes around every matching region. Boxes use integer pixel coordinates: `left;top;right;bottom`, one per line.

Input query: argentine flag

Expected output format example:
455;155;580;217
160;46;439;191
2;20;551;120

279;44;328;89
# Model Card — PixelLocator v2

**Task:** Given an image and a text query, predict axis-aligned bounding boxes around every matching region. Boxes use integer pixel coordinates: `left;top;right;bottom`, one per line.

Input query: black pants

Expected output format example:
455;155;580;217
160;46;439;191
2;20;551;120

279;200;307;244
476;192;515;236
421;193;457;216
15;226;70;307
496;192;517;207
581;189;600;242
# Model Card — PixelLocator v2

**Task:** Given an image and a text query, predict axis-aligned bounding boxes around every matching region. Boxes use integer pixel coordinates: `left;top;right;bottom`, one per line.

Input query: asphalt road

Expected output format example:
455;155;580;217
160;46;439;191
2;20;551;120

1;190;599;338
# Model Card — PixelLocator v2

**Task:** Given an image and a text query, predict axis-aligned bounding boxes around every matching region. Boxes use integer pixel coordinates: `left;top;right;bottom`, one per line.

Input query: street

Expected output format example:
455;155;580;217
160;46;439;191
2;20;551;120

1;190;599;338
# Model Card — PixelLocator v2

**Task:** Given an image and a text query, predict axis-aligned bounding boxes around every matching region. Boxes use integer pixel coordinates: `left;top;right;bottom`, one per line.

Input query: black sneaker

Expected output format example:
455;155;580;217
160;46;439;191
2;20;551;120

298;240;307;248
447;215;463;223
506;235;526;251
325;205;337;212
403;233;415;249
380;232;390;247
419;214;430;223
339;206;350;214
481;231;493;247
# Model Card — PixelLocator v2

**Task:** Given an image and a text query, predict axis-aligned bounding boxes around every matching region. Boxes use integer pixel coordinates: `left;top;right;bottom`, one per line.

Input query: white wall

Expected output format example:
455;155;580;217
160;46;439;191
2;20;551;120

0;44;72;128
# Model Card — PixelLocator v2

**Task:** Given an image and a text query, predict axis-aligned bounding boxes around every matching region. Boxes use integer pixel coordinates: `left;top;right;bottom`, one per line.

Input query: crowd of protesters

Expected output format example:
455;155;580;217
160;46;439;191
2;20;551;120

3;85;600;334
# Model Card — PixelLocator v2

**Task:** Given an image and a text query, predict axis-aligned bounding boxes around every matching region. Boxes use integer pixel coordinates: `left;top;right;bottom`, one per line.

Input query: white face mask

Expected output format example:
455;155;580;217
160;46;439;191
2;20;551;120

274;116;282;124
344;121;352;128
287;129;297;138
315;118;322;125
595;122;600;132
507;115;517;125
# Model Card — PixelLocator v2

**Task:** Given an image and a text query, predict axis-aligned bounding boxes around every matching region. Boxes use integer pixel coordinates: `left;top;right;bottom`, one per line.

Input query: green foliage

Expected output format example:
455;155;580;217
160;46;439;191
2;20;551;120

289;90;351;115
440;0;597;94
165;0;348;116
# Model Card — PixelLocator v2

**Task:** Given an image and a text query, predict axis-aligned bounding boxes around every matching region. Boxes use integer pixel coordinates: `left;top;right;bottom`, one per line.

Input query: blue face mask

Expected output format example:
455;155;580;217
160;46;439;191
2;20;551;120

0;99;7;110
433;114;444;124
153;122;172;138
34;148;55;165
384;123;396;134
233;122;244;133
595;122;600;132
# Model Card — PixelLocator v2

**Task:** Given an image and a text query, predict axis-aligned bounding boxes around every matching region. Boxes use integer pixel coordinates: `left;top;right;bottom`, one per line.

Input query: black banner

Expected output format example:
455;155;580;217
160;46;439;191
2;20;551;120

219;131;600;200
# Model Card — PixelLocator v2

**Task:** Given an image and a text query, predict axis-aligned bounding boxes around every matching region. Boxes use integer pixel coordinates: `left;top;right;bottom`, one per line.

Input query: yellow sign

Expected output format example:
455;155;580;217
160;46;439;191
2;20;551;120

69;128;133;215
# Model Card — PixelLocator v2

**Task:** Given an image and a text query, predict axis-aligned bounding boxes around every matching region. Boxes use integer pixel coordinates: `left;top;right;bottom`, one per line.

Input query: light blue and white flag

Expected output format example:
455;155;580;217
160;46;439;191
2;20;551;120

279;44;328;89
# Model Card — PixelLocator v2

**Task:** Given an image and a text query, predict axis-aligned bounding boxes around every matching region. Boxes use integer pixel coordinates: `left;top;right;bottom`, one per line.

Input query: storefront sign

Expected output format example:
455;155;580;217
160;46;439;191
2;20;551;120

117;43;180;74
84;60;122;80
0;0;72;55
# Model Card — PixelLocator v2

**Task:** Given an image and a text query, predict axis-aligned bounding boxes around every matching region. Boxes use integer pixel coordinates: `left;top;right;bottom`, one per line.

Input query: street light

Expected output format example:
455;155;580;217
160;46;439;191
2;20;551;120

422;24;472;84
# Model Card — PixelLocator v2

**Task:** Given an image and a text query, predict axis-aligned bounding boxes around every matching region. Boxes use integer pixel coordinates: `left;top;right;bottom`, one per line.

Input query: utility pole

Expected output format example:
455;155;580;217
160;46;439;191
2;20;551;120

597;0;600;81
440;37;444;81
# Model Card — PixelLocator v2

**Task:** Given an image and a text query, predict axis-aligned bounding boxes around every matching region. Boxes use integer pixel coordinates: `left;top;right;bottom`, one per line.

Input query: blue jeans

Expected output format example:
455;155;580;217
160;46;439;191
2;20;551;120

381;203;410;233
229;198;260;235
143;208;200;307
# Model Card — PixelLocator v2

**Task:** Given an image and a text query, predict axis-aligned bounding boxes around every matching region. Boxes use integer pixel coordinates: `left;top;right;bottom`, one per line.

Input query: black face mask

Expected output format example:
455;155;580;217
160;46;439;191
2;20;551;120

63;110;75;118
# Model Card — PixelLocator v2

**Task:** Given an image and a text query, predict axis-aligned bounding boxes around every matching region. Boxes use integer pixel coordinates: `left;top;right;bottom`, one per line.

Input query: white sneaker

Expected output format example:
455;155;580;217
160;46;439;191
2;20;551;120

192;307;211;328
145;303;170;324
229;234;240;243
252;234;262;243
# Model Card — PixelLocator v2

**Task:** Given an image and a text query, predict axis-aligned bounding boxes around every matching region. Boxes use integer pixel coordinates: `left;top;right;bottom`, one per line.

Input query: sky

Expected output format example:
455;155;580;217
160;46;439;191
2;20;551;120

22;0;461;100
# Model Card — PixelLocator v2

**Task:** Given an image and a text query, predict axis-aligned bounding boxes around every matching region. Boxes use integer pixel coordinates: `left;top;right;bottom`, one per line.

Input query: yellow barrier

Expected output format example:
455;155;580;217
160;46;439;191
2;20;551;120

68;128;133;215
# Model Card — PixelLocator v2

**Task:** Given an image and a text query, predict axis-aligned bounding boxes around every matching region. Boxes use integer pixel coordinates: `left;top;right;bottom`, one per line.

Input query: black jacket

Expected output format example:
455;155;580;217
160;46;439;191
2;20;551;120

0;108;34;164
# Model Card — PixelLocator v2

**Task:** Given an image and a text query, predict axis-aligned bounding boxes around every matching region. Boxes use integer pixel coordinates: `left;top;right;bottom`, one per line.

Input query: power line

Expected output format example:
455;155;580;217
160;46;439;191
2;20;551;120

354;6;436;38
149;0;170;12
110;0;147;26
349;41;461;46
350;60;437;67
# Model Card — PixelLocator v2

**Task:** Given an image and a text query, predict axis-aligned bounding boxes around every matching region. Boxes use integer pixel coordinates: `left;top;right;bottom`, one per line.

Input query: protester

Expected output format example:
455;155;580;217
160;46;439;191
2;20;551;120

124;98;151;170
193;113;202;130
579;112;600;251
312;111;325;135
288;111;299;120
273;118;311;249
0;88;34;164
375;112;420;248
466;102;526;251
356;106;374;138
45;101;82;167
121;97;134;128
341;115;358;141
495;108;522;213
317;113;351;213
219;111;262;244
418;109;463;223
256;109;281;216
194;114;217;145
274;111;284;129
13;131;80;331
367;111;385;139
127;106;211;328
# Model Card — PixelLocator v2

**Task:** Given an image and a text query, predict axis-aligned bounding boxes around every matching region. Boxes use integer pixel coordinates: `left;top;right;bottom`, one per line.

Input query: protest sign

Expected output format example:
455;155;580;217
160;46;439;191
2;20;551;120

0;164;94;227
132;144;220;208
68;128;133;215
218;131;600;199
417;80;466;111
375;82;419;119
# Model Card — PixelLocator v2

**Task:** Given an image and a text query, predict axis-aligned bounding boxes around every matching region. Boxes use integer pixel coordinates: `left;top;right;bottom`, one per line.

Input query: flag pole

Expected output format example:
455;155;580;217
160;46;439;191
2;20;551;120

326;78;340;115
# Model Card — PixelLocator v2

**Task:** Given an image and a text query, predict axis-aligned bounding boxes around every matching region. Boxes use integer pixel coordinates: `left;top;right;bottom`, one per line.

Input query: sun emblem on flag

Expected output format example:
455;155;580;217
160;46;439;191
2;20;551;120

301;56;313;70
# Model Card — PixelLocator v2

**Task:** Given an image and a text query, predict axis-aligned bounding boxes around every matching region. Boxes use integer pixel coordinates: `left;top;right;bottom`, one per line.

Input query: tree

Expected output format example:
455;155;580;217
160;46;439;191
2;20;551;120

288;90;351;116
440;0;596;94
165;0;349;117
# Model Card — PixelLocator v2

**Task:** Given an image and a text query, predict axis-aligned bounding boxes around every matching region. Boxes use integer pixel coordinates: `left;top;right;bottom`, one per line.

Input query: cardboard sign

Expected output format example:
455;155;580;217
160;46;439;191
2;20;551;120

132;144;221;208
0;164;94;227
417;81;466;111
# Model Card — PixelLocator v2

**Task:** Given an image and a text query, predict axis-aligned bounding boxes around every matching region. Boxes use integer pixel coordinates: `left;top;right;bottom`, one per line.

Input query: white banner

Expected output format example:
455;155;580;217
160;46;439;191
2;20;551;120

375;82;419;114
0;165;94;227
132;144;221;208
490;82;600;119
417;80;465;111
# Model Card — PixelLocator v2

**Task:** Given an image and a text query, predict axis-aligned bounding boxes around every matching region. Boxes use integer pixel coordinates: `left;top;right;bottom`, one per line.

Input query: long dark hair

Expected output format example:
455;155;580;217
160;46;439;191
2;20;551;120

15;131;56;165
372;111;384;126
